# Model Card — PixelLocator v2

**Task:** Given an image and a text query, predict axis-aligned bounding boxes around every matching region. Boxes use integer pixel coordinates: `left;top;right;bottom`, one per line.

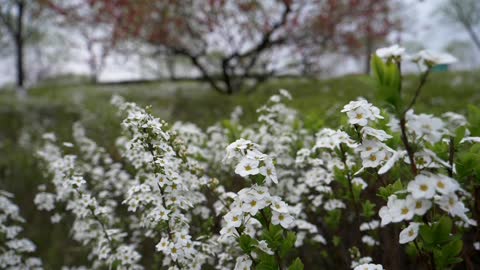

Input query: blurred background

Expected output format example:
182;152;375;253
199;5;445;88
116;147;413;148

0;0;479;89
0;0;479;268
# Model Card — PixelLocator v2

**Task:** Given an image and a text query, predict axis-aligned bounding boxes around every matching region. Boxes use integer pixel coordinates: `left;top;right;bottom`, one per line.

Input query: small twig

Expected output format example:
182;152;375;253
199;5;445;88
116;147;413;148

399;117;418;175
403;69;430;115
447;136;455;178
339;144;361;244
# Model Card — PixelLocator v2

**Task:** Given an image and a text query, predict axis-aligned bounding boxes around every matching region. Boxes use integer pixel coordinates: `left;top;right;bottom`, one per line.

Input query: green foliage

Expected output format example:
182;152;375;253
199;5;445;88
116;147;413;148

419;216;463;269
456;143;480;181
362;200;376;219
238;234;256;254
257;254;278;270
288;258;304;270
468;105;480;136
263;225;284;250
371;55;402;113
378;179;404;200
279;232;296;257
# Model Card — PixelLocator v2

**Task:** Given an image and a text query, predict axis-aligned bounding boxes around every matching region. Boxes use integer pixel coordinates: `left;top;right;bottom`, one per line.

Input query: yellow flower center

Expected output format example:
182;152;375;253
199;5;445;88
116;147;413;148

437;181;445;189
415;201;422;209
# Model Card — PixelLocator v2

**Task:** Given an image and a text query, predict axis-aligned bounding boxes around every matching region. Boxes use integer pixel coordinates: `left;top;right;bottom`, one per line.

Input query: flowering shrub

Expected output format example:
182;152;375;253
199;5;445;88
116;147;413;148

2;45;480;269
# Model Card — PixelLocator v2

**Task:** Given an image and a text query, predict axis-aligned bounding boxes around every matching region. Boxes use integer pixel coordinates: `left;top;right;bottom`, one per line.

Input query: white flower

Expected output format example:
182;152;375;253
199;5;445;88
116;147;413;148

362;235;379;246
270;196;289;213
380;195;415;225
360;220;380;231
407;174;436;200
351;257;373;269
225;138;258;160
241;196;267;216
378;150;406;175
376;44;405;59
412;50;457;66
407;111;445;143
361;127;392;141
399;222;420;244
362;149;387;168
235;157;260;177
324;199;346;211
352;177;368;190
255;240;274;255
407;195;432;216
234;255;253;270
271;211;294;228
314;129;358;150
379;195;399;226
279;89;292;100
342;100;383;127
260;158;278;184
353;263;384;270
434;174;459;195
435;193;475;225
224;208;243;228
165;243;183;261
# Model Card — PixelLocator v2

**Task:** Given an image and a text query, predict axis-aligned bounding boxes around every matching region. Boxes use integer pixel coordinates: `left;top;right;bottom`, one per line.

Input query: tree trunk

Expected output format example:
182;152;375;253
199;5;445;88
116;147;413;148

15;1;25;89
166;56;177;81
364;35;373;75
466;27;480;52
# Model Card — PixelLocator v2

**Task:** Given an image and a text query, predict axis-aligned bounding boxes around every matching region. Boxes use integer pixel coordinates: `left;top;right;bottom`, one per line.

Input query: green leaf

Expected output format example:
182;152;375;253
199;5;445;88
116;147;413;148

371;55;402;112
333;236;341;247
371;54;386;83
263;225;283;249
442;238;463;257
238;234;255;253
280;231;296;257
446;257;463;265
419;224;435;246
288;258;304;270
257;255;277;270
468;105;480;136
434;216;452;244
454;126;466;145
362;200;376;219
378;180;404;200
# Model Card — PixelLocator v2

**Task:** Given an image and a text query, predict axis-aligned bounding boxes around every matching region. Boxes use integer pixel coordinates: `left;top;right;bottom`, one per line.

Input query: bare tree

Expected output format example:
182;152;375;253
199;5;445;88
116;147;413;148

442;0;480;51
0;0;27;89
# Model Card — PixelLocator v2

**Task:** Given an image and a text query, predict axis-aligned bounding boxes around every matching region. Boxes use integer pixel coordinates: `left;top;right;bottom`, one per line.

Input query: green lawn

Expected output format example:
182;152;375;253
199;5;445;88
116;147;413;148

0;70;478;268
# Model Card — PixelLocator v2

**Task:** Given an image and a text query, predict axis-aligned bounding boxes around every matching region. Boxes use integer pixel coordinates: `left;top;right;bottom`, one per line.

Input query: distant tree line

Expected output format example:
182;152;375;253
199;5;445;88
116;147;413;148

2;0;405;94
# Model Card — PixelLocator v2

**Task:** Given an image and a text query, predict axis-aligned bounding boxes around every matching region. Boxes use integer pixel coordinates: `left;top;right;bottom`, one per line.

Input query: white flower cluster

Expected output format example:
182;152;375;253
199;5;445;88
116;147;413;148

221;138;293;233
342;100;395;173
36;125;143;270
226;139;278;184
15;85;479;269
376;44;457;67
0;190;43;270
112;96;210;269
380;172;475;244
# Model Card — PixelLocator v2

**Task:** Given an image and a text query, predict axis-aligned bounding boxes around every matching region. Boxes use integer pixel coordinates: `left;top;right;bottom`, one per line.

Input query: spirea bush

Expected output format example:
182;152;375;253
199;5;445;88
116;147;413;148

2;45;480;270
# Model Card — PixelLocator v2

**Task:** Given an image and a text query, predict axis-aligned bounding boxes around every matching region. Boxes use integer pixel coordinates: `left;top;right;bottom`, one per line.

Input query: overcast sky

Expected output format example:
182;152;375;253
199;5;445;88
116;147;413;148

0;0;477;86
